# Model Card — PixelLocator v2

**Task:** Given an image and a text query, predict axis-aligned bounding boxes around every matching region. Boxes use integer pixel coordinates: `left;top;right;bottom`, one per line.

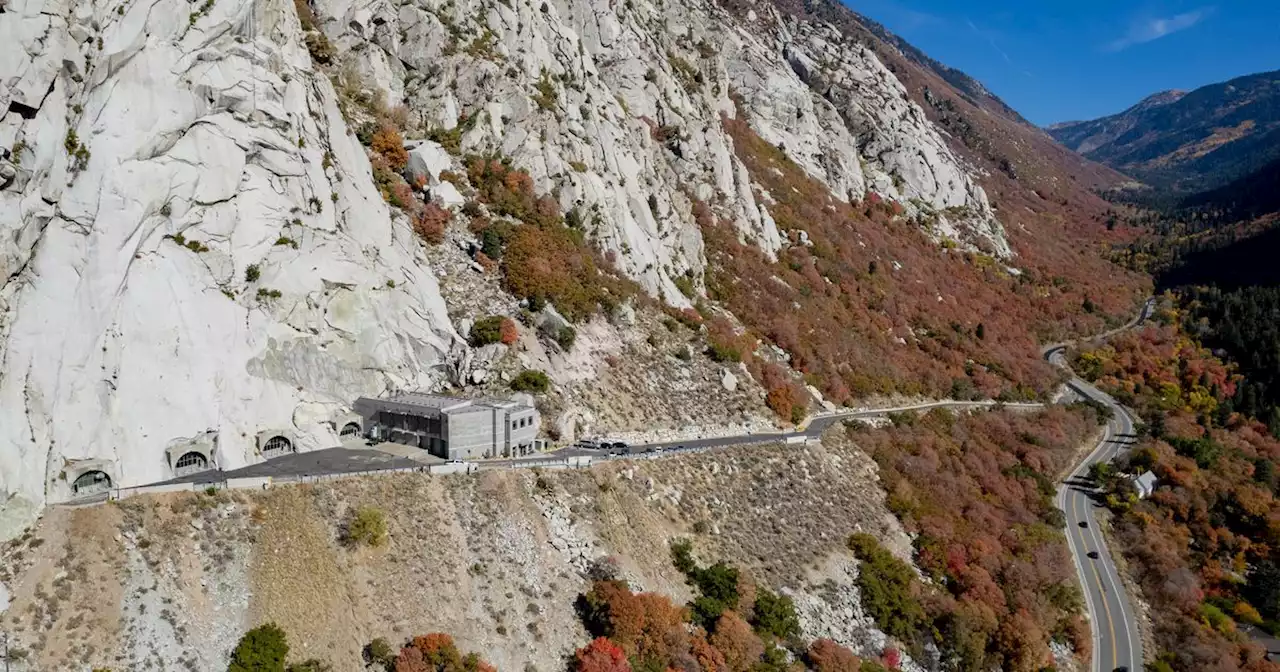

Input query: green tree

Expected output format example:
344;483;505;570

751;588;800;640
510;369;551;393
847;534;929;644
228;623;289;672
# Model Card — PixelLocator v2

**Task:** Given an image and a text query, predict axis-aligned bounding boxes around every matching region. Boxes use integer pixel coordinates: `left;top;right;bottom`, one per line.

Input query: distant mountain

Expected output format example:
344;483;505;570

1048;70;1280;193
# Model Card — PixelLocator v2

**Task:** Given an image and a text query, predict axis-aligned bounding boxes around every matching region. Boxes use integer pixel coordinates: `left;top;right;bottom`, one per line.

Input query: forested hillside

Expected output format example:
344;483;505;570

1075;309;1280;672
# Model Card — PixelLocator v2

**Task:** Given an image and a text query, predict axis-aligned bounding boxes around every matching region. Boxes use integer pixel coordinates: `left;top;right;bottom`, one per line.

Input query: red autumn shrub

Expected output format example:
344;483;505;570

414;202;451;245
573;637;631;672
498;317;519;345
882;646;901;669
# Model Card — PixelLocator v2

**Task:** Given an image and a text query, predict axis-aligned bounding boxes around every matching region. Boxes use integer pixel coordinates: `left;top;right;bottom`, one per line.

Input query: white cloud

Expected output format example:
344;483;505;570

1105;7;1214;52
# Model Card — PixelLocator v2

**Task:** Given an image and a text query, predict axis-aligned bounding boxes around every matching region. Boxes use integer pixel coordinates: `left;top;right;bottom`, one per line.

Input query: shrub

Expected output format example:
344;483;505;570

751;588;800;640
578;581;686;663
303;32;334;65
670;540;741;630
245;264;261;283
364;638;396;669
499;317;519;345
414;202;451;245
371;124;408;170
343;506;387;547
228;623;289;672
555;326;576;351
394;633;495;672
469;316;506;347
510;369;550;393
847;533;929;645
709;612;763;672
807;639;862;672
572;638;630;672
673;273;696;299
532;69;558;112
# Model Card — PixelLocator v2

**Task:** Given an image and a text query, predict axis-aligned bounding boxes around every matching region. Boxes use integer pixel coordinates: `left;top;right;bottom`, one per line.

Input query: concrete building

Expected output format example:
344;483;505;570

353;393;541;460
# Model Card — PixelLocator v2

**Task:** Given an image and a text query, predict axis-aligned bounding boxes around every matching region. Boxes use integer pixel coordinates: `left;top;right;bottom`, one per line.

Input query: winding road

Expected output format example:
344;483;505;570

1044;298;1154;672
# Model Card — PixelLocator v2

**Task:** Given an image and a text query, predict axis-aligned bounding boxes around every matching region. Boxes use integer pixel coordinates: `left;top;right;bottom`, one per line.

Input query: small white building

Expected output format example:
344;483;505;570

1134;471;1158;499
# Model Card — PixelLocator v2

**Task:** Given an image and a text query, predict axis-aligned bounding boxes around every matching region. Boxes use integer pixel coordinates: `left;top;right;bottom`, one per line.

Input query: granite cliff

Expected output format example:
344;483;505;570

0;0;1140;537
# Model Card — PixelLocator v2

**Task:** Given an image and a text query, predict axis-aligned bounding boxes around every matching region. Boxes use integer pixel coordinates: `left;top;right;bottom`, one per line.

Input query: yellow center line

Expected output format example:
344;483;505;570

1074;491;1118;671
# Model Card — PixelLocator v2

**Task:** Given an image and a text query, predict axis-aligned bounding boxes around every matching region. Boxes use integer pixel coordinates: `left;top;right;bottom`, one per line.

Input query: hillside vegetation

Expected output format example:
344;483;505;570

1076;309;1280;671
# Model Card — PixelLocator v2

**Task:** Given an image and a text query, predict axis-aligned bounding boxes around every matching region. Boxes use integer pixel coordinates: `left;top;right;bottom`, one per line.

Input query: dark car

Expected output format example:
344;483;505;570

1087;551;1100;559
1079;521;1089;528
1114;667;1129;672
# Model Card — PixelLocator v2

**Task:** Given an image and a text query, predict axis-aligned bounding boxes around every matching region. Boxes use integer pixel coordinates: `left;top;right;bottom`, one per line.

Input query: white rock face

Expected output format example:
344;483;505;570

0;0;460;536
0;0;1017;536
312;0;1011;277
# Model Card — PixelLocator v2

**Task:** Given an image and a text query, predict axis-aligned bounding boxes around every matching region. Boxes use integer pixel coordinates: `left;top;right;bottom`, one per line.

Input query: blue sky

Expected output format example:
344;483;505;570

849;0;1280;126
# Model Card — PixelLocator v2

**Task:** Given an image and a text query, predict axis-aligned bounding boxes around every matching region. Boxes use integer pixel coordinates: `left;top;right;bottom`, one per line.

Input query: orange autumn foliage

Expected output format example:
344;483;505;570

393;632;494;672
372;124;409;171
581;581;688;663
806;639;862;672
414;201;451;246
707;612;764;672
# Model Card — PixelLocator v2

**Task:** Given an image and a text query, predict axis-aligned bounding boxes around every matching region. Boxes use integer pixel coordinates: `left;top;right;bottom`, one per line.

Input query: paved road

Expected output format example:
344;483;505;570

1045;298;1153;672
559;400;1045;459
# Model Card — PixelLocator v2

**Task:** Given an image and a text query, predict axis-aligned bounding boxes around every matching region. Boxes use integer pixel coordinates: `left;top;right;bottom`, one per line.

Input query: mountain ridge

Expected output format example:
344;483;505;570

1047;68;1280;192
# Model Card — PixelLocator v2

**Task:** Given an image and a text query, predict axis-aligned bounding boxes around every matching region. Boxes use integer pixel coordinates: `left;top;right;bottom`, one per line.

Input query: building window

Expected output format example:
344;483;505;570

72;470;112;495
262;435;293;456
174;452;209;475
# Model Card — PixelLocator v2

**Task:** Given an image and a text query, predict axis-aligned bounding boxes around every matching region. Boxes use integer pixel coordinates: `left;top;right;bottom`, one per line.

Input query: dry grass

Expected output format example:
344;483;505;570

555;428;913;590
248;486;364;666
3;505;127;670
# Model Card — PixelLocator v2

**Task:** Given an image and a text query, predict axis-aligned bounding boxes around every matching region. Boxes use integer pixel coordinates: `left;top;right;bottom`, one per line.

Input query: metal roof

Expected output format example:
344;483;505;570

354;393;534;417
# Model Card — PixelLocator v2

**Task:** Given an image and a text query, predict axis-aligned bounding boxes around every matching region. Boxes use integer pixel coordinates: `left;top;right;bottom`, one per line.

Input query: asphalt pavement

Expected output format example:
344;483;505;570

1045;299;1153;672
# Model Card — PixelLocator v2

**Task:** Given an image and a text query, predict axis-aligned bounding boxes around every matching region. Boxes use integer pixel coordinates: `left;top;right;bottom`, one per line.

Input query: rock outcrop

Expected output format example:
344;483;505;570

0;0;459;535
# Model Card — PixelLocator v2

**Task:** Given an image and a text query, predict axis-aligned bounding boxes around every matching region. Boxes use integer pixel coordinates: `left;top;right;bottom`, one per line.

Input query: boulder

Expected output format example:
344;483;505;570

405;140;452;186
430;181;465;209
721;370;738;392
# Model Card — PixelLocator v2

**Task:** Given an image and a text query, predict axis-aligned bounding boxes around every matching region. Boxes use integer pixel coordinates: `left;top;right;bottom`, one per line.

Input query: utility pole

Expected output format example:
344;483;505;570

3;629;10;672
